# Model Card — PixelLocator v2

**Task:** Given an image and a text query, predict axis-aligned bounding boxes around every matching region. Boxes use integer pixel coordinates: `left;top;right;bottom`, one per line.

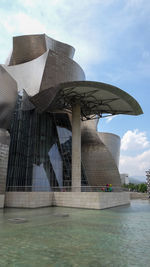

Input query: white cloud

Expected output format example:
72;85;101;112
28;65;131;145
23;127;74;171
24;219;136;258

17;0;35;7
0;0;149;72
120;149;150;177
0;12;46;35
18;0;115;9
121;129;150;151
125;0;148;9
0;0;150;80
105;115;117;123
0;0;111;67
120;129;150;178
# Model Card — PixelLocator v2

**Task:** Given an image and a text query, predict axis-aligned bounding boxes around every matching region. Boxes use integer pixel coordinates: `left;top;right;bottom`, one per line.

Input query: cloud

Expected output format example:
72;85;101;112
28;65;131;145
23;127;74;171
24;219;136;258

0;0;112;68
120;129;150;178
0;0;150;81
125;0;149;10
121;129;150;151
3;0;142;69
119;149;150;177
105;115;117;123
0;11;46;35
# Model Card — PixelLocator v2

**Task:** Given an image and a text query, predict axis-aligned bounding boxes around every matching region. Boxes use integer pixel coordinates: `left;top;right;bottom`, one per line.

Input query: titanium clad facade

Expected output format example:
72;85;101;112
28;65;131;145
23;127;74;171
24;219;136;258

8;34;75;66
81;124;121;186
98;132;121;168
0;34;143;196
0;66;17;129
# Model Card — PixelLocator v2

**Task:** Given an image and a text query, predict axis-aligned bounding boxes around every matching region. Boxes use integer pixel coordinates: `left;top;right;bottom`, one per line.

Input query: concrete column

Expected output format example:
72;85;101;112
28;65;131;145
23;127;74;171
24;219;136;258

0;129;10;208
72;103;81;192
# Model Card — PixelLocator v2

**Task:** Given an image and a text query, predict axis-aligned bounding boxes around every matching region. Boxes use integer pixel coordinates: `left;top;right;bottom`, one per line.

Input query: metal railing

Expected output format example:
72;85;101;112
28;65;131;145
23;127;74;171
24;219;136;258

6;185;125;192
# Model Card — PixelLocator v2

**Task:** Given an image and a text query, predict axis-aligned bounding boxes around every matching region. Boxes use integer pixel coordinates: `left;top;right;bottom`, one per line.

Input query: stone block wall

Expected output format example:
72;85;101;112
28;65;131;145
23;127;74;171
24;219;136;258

5;191;130;209
54;192;130;209
130;192;148;200
5;192;54;208
0;129;10;208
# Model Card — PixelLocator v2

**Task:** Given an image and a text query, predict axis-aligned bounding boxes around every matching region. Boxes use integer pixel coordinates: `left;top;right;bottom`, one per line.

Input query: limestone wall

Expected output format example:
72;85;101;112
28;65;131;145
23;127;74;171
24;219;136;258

5;192;54;208
54;192;130;209
0;195;5;208
130;192;148;200
5;192;130;209
0;129;10;208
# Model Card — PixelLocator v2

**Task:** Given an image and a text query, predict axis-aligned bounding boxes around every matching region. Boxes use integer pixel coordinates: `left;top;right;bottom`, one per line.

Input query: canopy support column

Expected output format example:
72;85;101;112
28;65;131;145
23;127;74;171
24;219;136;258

72;103;81;192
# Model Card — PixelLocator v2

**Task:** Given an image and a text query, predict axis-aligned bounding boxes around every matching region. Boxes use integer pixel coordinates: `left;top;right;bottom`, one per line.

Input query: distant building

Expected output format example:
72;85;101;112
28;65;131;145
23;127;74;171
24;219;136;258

146;170;150;196
120;174;129;185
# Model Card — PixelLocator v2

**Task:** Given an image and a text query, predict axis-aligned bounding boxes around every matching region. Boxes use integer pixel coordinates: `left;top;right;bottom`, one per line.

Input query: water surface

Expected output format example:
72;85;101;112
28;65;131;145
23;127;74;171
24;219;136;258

0;200;150;266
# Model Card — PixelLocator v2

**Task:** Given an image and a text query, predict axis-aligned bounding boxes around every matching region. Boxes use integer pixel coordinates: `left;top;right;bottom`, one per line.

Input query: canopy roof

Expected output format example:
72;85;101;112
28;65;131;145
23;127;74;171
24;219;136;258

30;81;143;120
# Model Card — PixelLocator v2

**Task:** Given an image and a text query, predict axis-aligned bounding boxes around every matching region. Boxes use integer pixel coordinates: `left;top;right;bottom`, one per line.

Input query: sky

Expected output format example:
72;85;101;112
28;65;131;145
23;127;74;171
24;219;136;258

0;0;149;181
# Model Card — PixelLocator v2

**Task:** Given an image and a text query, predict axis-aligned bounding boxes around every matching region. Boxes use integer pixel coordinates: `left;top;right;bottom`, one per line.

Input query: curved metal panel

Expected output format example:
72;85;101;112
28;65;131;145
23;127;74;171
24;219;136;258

9;34;47;65
39;50;85;92
4;51;85;98
98;132;120;168
45;34;75;59
3;51;48;96
8;34;75;66
81;126;121;186
0;65;17;129
81;118;98;131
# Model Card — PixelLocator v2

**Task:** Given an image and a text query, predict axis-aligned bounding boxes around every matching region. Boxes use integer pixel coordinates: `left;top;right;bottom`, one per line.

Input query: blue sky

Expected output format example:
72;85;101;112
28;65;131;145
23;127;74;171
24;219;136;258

0;0;149;181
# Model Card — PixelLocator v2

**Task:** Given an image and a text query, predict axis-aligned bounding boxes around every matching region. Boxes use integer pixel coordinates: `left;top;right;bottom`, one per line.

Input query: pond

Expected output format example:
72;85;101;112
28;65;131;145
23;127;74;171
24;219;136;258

0;200;149;266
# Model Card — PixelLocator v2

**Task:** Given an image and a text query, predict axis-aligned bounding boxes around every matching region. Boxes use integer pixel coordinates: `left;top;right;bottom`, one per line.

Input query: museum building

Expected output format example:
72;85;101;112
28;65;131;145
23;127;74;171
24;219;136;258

0;34;143;208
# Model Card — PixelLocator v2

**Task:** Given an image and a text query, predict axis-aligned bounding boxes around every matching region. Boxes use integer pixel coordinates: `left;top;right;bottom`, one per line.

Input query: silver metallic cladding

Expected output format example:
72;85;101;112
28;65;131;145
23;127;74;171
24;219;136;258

0;66;17;129
0;34;143;189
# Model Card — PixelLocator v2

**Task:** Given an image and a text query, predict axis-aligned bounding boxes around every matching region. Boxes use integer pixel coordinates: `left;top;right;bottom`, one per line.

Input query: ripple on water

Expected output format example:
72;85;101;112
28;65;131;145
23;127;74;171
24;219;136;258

0;200;149;266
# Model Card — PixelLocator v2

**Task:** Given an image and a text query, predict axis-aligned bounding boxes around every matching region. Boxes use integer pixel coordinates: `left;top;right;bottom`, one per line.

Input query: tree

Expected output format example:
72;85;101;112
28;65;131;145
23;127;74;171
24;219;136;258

122;183;147;192
138;183;147;193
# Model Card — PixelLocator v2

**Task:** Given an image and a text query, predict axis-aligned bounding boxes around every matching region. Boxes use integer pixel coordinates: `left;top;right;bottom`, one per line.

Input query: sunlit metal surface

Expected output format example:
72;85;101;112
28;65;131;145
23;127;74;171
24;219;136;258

8;34;75;66
4;38;85;97
3;51;49;96
81;125;121;186
0;66;17;129
99;132;121;168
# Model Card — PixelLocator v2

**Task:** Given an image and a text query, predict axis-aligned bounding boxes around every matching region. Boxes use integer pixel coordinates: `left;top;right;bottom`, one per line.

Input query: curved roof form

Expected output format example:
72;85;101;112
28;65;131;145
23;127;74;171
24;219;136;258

8;33;75;66
31;80;143;120
3;49;85;97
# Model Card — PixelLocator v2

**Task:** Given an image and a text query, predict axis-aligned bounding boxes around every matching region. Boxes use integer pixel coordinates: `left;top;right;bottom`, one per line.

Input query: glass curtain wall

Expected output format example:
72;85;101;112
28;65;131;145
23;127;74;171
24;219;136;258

6;93;88;191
